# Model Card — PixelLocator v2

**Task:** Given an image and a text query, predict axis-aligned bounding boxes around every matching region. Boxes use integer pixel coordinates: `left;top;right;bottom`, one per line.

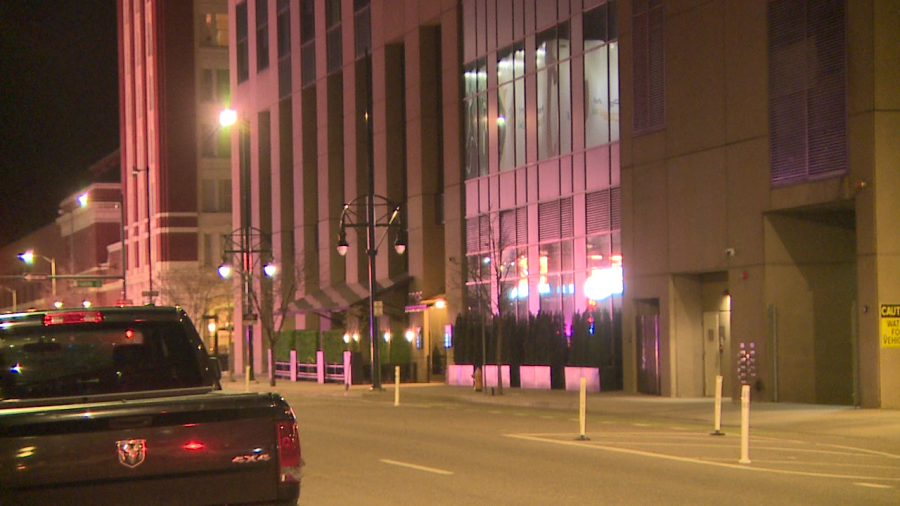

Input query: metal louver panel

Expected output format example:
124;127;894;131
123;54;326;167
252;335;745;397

561;197;574;237
633;0;665;134
586;189;611;234
466;218;479;253
611;187;621;230
500;210;516;246
479;215;491;250
769;0;846;184
516;207;527;245
539;201;560;241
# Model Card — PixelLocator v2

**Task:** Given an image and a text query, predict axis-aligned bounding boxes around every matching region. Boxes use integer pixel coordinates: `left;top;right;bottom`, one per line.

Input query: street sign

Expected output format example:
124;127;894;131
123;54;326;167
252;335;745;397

72;280;102;288
374;300;383;317
243;313;258;323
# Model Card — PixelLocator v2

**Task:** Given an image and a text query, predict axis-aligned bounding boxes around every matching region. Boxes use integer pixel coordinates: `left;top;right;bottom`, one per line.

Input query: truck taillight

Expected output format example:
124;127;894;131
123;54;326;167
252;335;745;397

276;420;302;483
43;311;104;325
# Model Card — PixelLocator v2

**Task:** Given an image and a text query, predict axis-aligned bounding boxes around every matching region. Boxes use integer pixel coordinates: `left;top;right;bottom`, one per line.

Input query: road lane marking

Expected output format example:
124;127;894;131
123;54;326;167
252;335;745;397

854;482;893;489
505;433;900;482
380;459;454;475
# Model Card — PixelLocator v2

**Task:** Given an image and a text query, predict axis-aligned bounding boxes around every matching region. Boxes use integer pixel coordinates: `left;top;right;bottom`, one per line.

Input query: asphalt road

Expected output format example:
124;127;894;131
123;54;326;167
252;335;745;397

266;386;900;505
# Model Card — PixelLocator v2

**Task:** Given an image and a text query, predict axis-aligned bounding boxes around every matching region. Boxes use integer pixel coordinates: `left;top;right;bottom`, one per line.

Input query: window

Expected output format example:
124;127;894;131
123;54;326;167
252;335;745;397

200;12;229;47
535;22;572;160
463;58;488;179
236;2;249;82
201;123;231;158
200;179;232;213
256;0;270;72
584;1;619;147
200;68;230;103
354;0;371;58
277;0;291;98
769;0;846;184
325;0;342;74
497;43;526;171
632;0;664;134
300;0;316;86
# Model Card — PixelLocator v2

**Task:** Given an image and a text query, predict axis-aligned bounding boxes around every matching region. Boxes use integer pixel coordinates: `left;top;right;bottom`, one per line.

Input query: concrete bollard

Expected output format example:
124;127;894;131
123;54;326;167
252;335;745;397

739;384;751;464
394;365;400;406
576;377;590;441
711;375;725;436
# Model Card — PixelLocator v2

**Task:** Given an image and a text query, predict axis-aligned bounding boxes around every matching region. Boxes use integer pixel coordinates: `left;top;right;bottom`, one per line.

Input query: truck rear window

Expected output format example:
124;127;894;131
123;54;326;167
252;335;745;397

0;321;206;400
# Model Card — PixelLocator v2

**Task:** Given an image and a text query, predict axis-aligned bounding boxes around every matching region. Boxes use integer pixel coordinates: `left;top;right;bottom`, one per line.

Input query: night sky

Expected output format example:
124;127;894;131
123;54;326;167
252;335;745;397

0;1;119;245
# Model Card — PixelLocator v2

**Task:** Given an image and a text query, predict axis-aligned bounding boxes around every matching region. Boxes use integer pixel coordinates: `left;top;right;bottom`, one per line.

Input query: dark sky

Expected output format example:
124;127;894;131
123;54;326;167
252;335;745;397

0;1;119;245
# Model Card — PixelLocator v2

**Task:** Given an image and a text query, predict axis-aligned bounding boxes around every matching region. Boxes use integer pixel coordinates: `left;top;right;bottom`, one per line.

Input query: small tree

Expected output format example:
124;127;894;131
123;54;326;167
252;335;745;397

156;266;231;333
464;212;518;394
244;252;309;386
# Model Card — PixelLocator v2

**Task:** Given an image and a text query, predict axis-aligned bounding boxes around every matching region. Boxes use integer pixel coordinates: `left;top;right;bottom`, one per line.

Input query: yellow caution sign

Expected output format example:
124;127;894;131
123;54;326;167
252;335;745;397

880;304;900;348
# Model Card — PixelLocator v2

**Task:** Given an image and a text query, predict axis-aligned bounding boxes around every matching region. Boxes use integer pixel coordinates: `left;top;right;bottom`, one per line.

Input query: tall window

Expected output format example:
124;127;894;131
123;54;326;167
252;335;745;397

236;2;249;82
536;22;572;160
497;43;526;171
256;0;270;72
300;0;315;87
632;0;664;134
277;0;291;98
584;1;619;147
354;0;371;58
769;0;846;184
463;58;488;179
325;0;342;74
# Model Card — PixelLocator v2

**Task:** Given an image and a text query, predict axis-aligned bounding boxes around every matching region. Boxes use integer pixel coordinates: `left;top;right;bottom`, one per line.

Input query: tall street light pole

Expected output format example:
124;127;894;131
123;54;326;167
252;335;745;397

336;196;406;390
218;227;274;382
18;250;57;298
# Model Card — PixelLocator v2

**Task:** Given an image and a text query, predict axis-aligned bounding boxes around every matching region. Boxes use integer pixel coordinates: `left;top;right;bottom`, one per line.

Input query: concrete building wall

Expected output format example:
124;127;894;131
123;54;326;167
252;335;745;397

620;0;900;407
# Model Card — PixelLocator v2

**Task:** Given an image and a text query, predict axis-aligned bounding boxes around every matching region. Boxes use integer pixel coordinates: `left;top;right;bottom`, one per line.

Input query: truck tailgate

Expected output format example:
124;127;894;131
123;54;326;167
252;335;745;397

1;391;292;506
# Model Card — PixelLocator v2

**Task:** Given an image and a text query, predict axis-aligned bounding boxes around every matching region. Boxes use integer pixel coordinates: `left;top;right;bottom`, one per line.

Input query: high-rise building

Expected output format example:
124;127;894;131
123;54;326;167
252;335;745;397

117;1;233;330
227;0;623;384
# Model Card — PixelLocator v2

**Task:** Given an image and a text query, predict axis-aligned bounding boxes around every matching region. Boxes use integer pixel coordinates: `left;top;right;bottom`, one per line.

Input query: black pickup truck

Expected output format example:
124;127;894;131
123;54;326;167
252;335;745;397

0;306;302;506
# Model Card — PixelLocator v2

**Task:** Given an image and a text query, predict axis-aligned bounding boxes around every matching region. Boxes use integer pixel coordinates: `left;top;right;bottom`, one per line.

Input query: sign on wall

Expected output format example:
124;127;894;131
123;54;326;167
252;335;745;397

880;304;900;348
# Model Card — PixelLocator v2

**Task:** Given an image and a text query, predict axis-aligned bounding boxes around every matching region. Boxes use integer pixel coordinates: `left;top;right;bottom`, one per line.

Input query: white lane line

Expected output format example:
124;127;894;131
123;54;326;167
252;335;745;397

854;482;893;489
380;459;454;476
505;434;900;482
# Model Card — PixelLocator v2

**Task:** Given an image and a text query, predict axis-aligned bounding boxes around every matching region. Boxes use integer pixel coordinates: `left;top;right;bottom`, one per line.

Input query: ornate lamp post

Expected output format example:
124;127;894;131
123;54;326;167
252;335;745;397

218;227;276;381
336;194;406;390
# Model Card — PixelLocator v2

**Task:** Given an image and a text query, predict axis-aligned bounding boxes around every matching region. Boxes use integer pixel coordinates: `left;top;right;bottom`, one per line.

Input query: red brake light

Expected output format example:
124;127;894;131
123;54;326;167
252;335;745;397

276;420;302;482
183;441;205;451
43;311;104;326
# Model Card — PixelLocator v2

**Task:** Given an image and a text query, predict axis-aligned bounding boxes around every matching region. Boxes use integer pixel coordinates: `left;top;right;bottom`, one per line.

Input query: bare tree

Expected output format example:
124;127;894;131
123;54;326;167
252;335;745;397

244;252;309;386
465;212;518;395
156;266;232;331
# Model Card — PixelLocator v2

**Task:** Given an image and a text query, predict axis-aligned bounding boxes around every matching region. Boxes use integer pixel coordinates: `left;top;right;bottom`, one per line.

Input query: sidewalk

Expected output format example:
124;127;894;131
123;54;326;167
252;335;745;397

221;378;900;446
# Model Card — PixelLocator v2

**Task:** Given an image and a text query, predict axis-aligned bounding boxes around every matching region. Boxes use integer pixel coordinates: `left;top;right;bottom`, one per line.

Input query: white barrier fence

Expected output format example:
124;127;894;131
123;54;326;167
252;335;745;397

271;349;352;385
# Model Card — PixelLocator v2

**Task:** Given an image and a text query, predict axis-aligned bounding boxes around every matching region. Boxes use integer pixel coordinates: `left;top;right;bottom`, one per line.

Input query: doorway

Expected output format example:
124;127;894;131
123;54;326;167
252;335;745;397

702;308;730;397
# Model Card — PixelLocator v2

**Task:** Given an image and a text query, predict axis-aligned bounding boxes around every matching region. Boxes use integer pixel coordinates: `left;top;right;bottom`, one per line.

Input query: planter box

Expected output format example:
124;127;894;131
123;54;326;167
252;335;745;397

446;364;475;387
519;365;551;389
483;364;511;388
565;367;601;392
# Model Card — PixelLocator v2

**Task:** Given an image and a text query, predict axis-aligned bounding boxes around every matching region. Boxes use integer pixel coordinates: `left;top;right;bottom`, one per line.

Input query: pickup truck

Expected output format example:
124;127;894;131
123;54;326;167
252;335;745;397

0;306;302;506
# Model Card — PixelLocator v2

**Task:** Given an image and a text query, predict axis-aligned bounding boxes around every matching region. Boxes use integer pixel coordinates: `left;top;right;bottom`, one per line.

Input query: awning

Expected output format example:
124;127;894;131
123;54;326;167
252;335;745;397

289;274;410;315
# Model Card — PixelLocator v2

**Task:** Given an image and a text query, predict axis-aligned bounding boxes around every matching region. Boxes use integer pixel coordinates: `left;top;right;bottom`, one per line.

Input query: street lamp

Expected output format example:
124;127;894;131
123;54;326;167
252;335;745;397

218;227;276;381
18;250;57;298
336;194;407;390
